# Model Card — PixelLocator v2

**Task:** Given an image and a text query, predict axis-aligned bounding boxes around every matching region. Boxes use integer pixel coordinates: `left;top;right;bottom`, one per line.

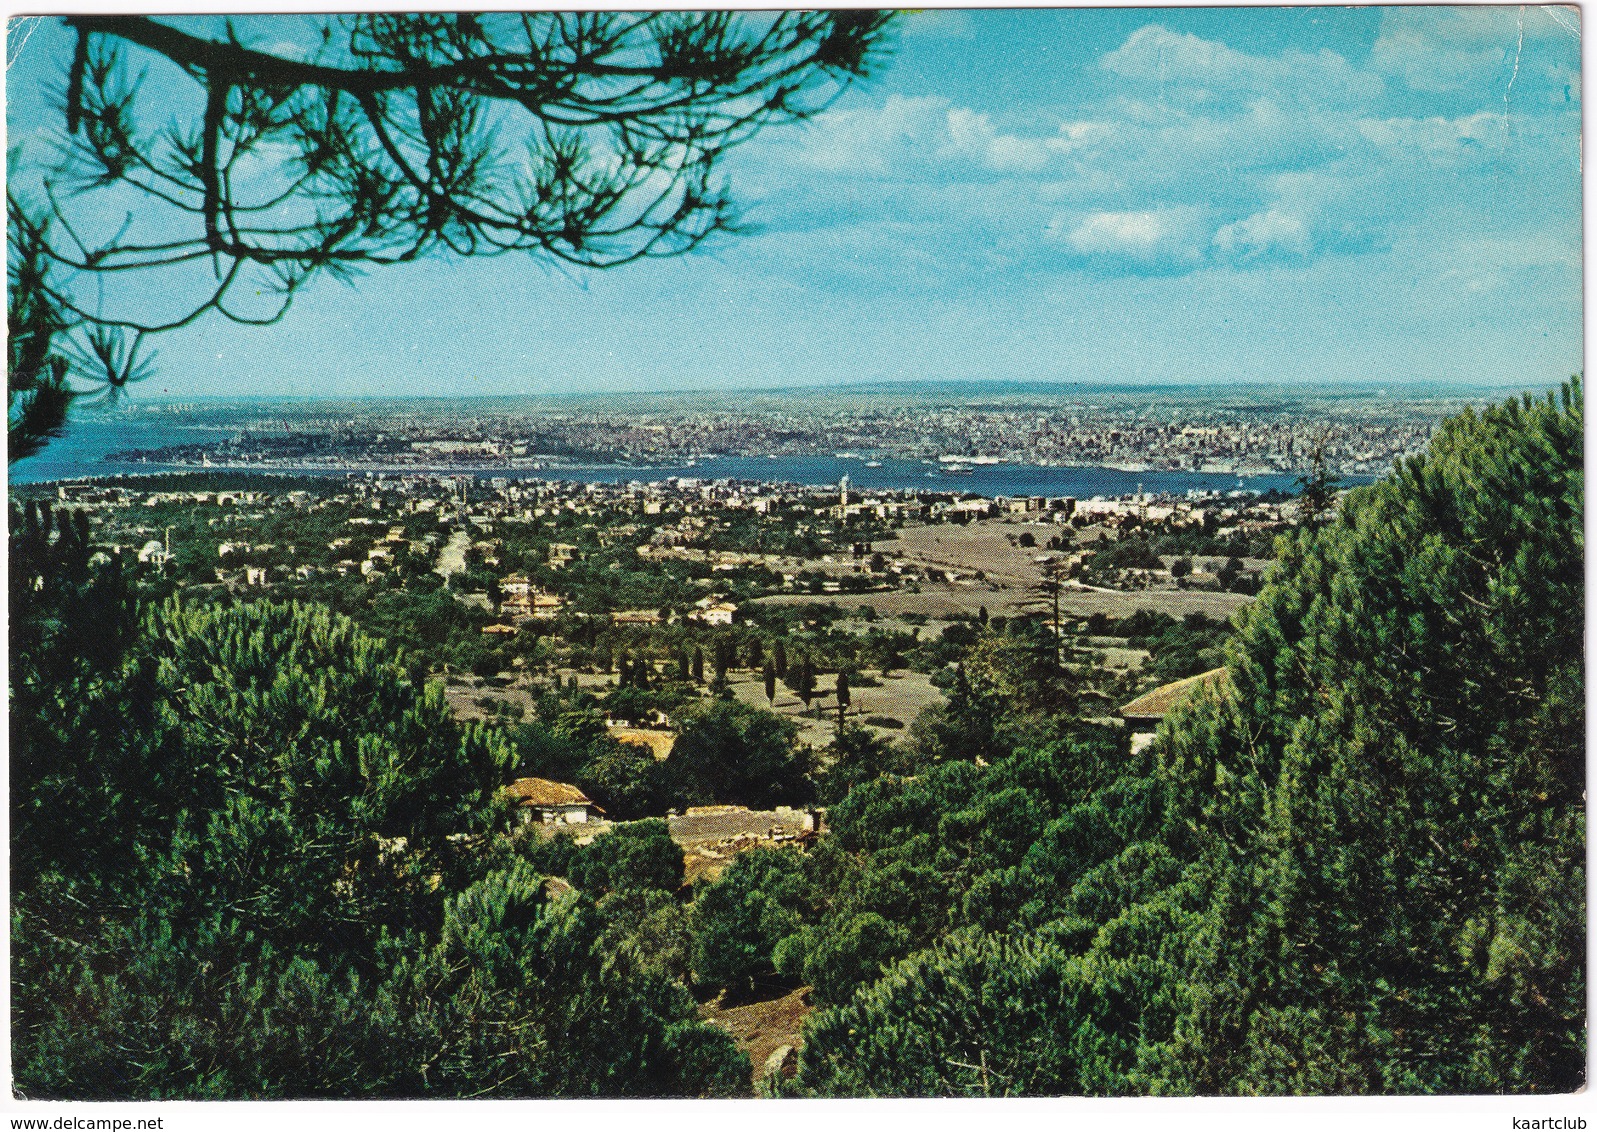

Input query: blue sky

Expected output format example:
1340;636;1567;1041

5;6;1584;399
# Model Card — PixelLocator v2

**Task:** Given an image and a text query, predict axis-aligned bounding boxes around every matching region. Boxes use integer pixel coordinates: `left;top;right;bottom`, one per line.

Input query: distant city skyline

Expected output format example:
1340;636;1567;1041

6;6;1583;401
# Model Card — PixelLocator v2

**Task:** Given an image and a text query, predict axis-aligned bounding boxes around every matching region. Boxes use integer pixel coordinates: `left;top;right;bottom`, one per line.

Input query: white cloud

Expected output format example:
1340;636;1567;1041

793;94;947;175
1422;230;1582;298
1050;206;1209;269
1101;24;1382;106
792;94;1078;178
1370;24;1500;95
1356;111;1499;160
750;14;1577;286
1213;209;1310;260
1046;122;1113;155
1368;7;1577;95
941;107;1052;172
1066;211;1166;252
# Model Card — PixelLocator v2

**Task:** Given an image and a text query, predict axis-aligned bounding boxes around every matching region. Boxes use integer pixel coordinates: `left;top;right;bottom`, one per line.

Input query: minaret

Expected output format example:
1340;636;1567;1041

839;475;850;507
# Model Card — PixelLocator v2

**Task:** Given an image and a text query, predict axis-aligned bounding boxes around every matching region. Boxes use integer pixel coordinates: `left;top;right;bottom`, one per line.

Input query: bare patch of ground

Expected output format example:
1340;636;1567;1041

757;583;1253;623
433;529;471;578
439;677;536;723
609;727;674;758
669;808;794;842
701;986;813;1090
441;663;941;753
725;668;942;747
1096;646;1150;671
885;516;1065;588
1052;587;1254;621
759;586;1019;620
669;807;816;884
847;518;1261;622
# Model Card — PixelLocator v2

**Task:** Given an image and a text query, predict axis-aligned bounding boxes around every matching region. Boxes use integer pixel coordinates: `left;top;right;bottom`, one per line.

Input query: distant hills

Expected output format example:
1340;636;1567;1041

126;376;1545;411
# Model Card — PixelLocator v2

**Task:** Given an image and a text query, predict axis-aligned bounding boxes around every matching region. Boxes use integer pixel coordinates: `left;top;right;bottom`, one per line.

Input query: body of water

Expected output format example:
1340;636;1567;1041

586;455;1314;499
11;414;1341;499
11;416;238;486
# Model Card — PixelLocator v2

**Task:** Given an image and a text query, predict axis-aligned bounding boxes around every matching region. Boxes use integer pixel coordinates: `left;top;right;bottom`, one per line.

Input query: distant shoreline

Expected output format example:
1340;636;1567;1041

12;454;1368;501
102;376;1547;407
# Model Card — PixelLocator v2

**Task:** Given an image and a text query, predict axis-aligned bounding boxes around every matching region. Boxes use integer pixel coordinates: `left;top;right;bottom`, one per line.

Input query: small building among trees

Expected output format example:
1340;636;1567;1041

503;777;602;825
1119;667;1228;753
689;599;739;626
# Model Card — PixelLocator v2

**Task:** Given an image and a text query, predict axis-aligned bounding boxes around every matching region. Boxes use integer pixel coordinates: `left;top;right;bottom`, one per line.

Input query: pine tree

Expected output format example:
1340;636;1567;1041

12;598;746;1097
1294;435;1343;529
657;700;812;810
780;380;1585;1098
10;12;896;455
1153;380;1586;1094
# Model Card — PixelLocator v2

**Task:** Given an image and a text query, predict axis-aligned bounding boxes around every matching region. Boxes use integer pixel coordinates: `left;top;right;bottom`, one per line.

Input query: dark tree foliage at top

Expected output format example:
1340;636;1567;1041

7;11;896;456
7;225;76;463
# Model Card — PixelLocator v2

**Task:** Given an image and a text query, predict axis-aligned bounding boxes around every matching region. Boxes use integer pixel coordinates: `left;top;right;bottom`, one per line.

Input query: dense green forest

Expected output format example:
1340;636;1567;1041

10;558;746;1095
9;383;1583;1096
766;381;1583;1095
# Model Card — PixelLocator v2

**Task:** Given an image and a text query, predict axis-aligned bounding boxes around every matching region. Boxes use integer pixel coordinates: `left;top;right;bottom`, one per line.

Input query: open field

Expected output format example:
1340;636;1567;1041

883;516;1070;588
726;667;943;747
750;517;1261;622
1097;645;1151;671
442;663;944;753
757;583;1253;623
522;804;811;887
441;678;535;723
668;806;816;883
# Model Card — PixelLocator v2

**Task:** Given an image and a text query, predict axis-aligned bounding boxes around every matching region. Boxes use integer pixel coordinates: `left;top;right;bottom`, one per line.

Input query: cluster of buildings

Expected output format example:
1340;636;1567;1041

527;400;1429;477
40;466;1298;612
103;386;1464;480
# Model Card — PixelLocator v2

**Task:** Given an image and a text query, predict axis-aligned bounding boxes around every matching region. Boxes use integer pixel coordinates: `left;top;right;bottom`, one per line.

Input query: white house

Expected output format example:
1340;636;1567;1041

503;777;602;825
690;601;738;626
137;539;170;566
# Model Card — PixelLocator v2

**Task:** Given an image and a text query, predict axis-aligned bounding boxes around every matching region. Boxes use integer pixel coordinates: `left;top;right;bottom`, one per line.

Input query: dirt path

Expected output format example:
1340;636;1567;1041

434;529;470;578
